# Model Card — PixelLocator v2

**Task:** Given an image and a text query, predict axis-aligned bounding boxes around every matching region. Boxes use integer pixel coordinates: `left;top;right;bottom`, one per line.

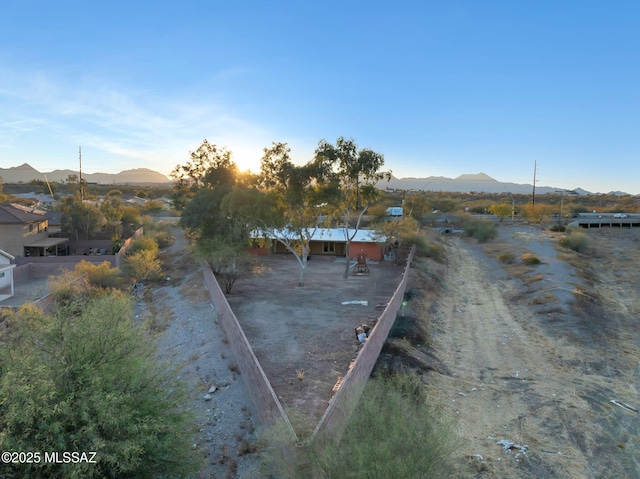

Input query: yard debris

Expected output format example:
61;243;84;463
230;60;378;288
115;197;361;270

473;454;484;461
341;300;368;306
610;399;638;413
355;324;371;343
496;439;529;455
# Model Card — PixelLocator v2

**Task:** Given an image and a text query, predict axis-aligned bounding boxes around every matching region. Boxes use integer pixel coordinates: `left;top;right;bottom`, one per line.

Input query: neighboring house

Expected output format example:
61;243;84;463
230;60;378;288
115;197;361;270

0;249;16;300
259;227;387;261
14;192;57;208
0;202;69;257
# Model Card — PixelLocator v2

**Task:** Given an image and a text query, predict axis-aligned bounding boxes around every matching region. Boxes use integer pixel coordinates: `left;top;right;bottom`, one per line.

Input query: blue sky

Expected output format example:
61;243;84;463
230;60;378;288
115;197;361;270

1;1;638;194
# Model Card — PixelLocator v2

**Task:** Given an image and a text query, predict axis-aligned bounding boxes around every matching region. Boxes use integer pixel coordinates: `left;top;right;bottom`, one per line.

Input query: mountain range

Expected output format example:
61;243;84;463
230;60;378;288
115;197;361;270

0;163;631;196
0;163;171;185
383;173;597;195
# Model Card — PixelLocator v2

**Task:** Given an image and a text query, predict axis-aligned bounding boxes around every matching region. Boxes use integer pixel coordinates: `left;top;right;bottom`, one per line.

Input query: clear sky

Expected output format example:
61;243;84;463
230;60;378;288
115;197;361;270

1;1;638;194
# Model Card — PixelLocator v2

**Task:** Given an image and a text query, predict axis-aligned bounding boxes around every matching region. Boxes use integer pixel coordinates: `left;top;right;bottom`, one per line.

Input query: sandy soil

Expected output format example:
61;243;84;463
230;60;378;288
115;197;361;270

413;224;640;478
226;254;405;435
147;222;640;478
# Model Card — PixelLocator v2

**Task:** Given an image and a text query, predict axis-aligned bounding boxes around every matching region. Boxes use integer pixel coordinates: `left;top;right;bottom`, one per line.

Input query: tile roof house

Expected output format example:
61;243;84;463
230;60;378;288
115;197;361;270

0;202;68;257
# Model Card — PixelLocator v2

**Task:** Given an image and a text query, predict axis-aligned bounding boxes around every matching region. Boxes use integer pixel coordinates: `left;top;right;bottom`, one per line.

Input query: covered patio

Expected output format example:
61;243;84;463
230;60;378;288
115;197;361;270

23;237;69;257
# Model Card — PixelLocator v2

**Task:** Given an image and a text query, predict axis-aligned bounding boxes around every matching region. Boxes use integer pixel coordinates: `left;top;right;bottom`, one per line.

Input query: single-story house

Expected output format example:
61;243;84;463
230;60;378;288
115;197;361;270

254;227;387;261
0;249;16;300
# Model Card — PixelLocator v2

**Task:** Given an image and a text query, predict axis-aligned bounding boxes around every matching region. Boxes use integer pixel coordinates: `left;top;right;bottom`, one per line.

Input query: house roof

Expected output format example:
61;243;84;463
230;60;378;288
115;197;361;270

0;202;47;224
0;249;15;261
258;227;385;243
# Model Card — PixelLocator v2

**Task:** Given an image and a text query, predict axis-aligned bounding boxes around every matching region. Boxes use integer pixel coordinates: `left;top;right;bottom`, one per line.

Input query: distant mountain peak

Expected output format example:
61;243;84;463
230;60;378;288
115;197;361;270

0;163;170;184
454;172;495;181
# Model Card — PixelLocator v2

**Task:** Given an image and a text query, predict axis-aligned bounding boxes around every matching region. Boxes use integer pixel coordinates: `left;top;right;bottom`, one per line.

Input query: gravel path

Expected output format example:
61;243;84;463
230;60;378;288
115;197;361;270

140;226;262;478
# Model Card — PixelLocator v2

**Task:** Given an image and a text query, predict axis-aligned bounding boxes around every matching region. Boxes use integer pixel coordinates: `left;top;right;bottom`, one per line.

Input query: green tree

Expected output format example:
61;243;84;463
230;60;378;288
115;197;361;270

314;137;390;278
257;142;337;286
170;139;237;210
58;196;106;241
198;237;252;294
489;202;513;222
0;293;198;478
142;199;165;216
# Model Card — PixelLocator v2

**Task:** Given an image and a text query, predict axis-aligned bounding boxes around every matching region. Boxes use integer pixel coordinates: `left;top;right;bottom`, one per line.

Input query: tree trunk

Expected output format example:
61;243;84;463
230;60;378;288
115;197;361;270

343;241;350;279
298;250;308;287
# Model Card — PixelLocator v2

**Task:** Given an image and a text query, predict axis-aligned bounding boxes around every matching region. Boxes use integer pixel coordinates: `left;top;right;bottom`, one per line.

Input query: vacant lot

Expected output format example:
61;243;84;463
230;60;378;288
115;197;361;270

402;225;640;478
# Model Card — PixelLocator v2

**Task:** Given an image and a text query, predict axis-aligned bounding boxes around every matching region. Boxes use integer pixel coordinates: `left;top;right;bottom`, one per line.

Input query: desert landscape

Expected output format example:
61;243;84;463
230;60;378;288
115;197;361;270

138;221;640;478
386;224;640;478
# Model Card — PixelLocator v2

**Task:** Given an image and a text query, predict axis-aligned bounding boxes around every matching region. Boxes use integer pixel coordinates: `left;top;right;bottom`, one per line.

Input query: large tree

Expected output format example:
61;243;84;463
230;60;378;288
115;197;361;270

170;139;237;211
314;137;390;278
173;140;241;238
257;142;338;287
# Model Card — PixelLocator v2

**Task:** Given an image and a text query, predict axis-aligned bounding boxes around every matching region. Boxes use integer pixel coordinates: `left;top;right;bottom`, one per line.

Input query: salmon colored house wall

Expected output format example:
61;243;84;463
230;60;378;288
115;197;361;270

349;242;382;261
270;240;383;261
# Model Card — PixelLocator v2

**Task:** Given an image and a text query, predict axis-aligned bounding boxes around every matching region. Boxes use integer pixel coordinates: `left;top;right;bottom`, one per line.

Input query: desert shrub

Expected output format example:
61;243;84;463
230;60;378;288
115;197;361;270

122;249;163;282
74;260;122;289
261;374;455;479
126;236;159;255
198;238;251;294
499;252;516;264
47;269;88;307
559;230;589;253
313;373;455;479
153;230;175;248
522;253;541;265
549;224;566;232
403;229;444;262
462;217;497;243
0;292;198;478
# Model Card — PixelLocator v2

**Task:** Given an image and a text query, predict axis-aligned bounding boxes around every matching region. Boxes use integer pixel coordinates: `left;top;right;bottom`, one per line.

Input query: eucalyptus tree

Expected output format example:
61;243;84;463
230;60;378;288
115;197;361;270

314;137;390;278
257;142;338;287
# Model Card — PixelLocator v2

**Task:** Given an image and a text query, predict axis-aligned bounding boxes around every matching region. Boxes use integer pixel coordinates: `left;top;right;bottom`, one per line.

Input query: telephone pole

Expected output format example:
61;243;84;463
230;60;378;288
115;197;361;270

532;160;537;206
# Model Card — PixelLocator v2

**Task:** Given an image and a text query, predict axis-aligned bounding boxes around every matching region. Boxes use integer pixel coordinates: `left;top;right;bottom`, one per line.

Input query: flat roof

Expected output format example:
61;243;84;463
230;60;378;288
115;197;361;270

23;237;69;248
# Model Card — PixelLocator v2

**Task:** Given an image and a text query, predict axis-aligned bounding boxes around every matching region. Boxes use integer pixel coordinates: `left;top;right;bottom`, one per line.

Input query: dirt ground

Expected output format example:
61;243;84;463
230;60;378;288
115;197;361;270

148;222;639;478
226;254;405;435
399;224;640;478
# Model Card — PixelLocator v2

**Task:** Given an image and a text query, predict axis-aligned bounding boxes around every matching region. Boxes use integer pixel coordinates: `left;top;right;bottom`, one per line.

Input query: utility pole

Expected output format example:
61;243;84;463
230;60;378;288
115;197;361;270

532;160;537;206
79;146;84;201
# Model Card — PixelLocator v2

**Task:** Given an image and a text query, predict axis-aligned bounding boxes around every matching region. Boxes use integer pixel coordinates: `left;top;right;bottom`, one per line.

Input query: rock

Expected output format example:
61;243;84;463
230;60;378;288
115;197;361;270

208;385;217;394
203;394;213;401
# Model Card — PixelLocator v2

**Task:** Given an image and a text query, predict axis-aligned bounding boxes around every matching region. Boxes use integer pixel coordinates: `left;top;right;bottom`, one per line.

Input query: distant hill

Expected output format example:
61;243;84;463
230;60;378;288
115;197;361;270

0;163;171;185
380;172;600;195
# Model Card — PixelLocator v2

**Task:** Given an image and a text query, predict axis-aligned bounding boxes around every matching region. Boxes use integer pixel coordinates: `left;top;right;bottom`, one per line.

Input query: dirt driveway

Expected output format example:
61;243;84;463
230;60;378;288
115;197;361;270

417;225;640;478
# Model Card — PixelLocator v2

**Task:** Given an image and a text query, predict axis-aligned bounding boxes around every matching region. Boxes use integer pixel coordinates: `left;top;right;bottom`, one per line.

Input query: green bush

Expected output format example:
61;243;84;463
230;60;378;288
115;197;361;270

462;217;498;243
313;373;455;479
126;236;159;255
262;374;455;478
122;249;163;283
74;261;122;289
559;230;589;253
0;292;198;478
499;252;516;264
521;254;541;265
153;231;175;248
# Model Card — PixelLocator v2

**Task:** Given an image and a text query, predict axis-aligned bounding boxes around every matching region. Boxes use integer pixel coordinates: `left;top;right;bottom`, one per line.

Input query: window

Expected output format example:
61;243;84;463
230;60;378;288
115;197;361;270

323;242;335;253
0;272;4;278
28;224;33;233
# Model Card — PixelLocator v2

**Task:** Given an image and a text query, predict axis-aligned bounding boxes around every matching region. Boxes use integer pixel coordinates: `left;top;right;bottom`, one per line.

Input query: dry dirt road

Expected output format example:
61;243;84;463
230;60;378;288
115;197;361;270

420;225;640;478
